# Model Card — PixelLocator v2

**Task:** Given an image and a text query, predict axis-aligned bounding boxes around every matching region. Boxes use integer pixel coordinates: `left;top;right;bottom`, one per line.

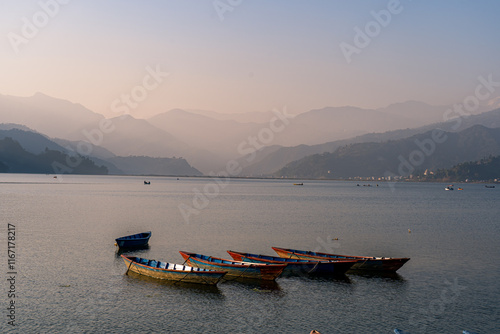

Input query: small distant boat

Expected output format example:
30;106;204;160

272;247;410;272
458;187;463;190
485;185;495;188
445;185;454;190
227;250;357;276
121;255;226;285
293;183;303;186
179;251;286;281
144;181;151;185
115;231;151;248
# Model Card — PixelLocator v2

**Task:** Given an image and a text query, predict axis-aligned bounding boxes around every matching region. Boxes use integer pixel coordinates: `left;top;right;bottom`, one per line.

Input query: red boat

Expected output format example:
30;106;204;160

227;250;357;276
272;247;410;272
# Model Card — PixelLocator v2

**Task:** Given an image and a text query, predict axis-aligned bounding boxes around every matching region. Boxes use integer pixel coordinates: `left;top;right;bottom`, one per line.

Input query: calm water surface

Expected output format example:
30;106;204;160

0;174;498;333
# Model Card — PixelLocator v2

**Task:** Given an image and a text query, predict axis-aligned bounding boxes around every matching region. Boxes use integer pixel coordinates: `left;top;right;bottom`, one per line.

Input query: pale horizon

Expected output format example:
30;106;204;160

2;90;481;121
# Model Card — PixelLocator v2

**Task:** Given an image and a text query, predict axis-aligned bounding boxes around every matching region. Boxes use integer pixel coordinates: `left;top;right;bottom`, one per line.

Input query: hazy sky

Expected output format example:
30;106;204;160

1;0;500;119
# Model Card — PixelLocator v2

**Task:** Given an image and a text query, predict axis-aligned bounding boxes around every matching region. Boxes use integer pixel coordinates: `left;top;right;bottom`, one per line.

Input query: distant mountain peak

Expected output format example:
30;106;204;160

383;100;432;107
111;114;134;121
31;91;67;102
152;108;218;122
33;92;49;98
168;108;189;114
0;123;36;132
30;92;89;109
315;105;366;112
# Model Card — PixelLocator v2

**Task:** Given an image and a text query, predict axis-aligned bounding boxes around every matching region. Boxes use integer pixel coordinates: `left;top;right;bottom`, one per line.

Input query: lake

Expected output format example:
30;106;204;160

1;174;498;333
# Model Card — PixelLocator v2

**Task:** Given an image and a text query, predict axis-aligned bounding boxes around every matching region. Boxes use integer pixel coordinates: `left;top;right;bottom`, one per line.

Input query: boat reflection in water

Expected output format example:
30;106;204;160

125;270;224;295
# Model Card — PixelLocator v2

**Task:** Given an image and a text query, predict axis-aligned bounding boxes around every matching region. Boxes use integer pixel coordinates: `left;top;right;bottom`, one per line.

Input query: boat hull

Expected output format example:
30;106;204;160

121;255;226;285
272;247;410;272
179;251;286;281
227;250;356;276
115;231;151;248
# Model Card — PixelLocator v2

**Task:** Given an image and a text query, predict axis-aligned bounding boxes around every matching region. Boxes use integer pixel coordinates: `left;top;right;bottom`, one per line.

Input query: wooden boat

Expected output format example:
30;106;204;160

121;255;226;285
293;183;303;186
227;250;357;276
115;231;151;248
272;247;410;272
179;251;286;281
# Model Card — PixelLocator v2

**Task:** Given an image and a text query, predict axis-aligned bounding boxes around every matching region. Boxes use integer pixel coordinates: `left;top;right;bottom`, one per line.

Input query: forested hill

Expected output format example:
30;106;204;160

419;155;500;182
275;125;500;179
0;137;108;174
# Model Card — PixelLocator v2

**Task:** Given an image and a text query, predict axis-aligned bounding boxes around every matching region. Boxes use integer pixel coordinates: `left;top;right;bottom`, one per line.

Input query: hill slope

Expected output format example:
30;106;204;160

0;137;108;174
419;155;500;182
244;107;500;176
0;126;203;176
0;93;103;139
0;127;67;154
275;125;500;179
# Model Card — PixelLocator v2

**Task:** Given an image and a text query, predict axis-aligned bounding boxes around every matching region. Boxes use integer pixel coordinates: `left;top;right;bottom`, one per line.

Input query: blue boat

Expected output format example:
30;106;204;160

115;231;151;248
179;251;286;281
227;250;357;276
121;255;226;285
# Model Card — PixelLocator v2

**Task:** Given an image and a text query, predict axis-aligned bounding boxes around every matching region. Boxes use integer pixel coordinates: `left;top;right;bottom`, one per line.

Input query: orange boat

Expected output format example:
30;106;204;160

272;247;409;272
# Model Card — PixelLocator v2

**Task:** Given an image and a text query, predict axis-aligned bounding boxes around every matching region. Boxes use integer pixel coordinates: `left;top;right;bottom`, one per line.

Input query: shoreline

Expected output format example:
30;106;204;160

2;172;497;184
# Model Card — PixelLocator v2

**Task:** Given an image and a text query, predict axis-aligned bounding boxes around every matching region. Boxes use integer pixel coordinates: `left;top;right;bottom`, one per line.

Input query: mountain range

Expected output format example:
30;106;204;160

275;125;500;179
243;107;500;177
0;124;202;176
1;92;500;177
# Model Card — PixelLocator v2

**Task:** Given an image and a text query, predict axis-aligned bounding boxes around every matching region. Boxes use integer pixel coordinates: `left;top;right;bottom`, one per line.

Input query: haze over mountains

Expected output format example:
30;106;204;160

242;107;500;177
276;125;500;179
1;92;499;178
